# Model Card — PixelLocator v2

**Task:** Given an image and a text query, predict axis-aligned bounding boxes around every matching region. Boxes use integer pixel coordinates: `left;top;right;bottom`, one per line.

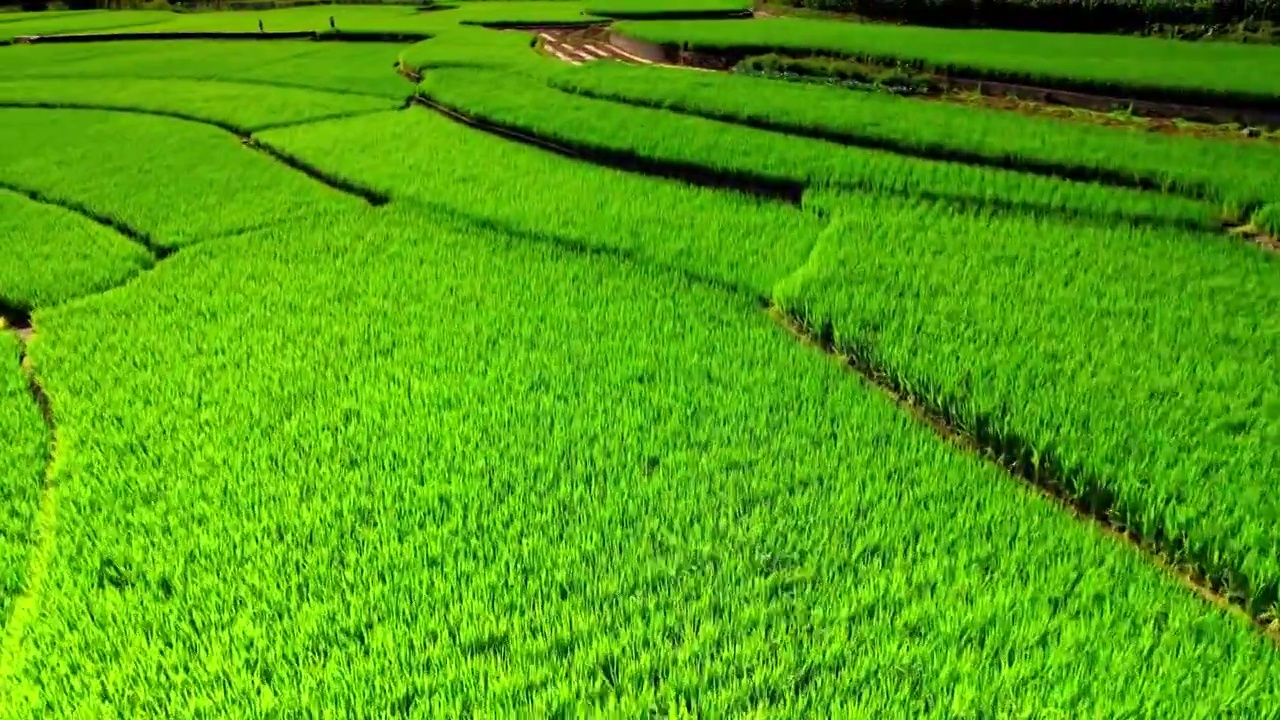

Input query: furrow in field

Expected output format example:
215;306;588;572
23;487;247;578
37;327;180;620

777;193;1280;620
0;99;246;134
0;72;403;101
0;328;57;697
0;180;166;260
256;107;818;296
246;103;413;134
412;68;1220;230
0;98;405;139
766;302;1280;642
411;97;804;204
16;202;1280;713
550;83;1181;201
240;137;391;206
543;62;1280;235
0;105;385;209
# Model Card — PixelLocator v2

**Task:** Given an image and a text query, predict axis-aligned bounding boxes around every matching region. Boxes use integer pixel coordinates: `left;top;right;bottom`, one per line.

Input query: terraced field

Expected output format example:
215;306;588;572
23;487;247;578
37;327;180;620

2;3;1280;715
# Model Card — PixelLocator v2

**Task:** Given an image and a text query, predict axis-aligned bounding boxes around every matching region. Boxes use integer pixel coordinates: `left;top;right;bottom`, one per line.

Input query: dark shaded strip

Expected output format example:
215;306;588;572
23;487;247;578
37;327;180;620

314;30;432;42
553;82;1213;204
411;96;805;205
248;103;408;133
0;105;389;206
0;74;403;101
13;330;50;426
768;303;1280;638
0;100;245;133
397;194;747;299
0;180;169;260
242;138;391;206
0;299;31;333
406;91;1211;233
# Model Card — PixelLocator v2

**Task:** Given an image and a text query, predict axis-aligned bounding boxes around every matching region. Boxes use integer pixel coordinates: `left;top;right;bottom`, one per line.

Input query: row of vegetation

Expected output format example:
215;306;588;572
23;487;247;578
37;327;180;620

613;17;1280;108
544;60;1280;227
0;330;45;634
0;188;152;310
3;7;1280;712
4;95;1280;712
775;0;1280;34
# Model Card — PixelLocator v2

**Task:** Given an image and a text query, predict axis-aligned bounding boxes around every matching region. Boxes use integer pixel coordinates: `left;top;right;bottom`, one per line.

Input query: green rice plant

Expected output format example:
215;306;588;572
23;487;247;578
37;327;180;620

9;200;1280;714
415;67;1220;229
260;107;820;295
800;0;1280;32
0;10;99;25
0;190;153;311
583;0;751;19
0;107;361;248
64;3;590;36
0;40;412;99
614;18;1280;107
399;26;548;72
549;60;1280;220
777;189;1280;609
734;52;934;92
0;330;45;631
451;0;601;26
0;78;399;132
109;5;419;34
0;10;168;41
1256;203;1280;237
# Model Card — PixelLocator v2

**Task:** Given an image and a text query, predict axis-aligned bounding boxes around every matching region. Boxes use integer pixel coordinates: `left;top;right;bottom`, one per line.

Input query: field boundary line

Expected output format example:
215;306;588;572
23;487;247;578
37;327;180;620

248;102;410;133
766;302;1280;642
240;137;391;206
0;99;247;134
0;75;402;101
400;77;1219;233
410;95;804;204
549;82;1226;209
0;180;168;260
0;105;389;207
0;328;59;701
608;31;1280;126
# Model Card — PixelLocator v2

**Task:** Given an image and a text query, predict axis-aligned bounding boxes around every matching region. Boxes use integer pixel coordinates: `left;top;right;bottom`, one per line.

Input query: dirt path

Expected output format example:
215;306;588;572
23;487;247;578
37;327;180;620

536;26;655;66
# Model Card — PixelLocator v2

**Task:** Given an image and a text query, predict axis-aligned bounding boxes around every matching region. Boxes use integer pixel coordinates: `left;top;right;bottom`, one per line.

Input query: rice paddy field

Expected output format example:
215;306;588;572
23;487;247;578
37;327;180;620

2;2;1280;715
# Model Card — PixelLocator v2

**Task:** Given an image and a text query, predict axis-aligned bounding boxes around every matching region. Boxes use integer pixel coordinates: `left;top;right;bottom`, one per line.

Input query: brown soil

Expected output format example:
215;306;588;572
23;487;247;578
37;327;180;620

1227;223;1280;252
536;25;661;65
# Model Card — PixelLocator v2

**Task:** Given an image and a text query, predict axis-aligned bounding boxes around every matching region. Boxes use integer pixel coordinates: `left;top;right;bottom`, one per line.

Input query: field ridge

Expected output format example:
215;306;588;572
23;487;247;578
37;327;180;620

0;179;166;260
411;95;806;203
766;303;1280;639
550;80;1219;205
0;328;57;700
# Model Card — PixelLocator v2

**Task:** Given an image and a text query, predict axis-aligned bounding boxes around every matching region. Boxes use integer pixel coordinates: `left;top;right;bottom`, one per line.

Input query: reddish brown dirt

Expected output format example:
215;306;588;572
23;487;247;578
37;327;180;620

536;26;656;66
